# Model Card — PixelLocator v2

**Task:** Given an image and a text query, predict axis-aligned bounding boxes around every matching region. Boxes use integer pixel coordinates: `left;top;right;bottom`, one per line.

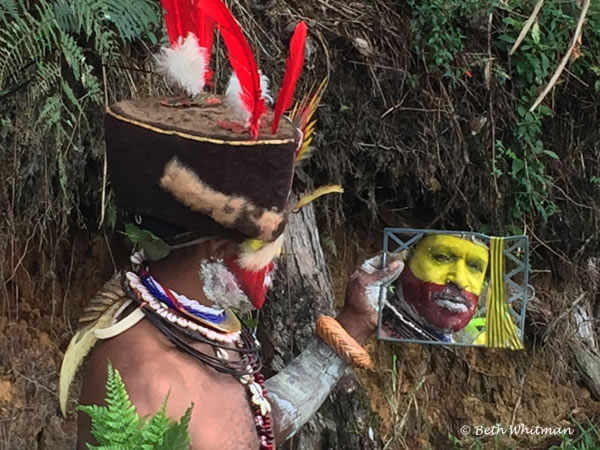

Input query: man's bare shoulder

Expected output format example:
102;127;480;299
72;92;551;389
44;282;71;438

84;319;192;391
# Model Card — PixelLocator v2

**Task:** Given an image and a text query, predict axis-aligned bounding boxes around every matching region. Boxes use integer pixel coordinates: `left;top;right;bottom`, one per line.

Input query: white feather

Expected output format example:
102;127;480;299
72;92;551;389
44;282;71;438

226;72;250;125
225;71;274;124
238;234;284;271
259;71;273;105
155;33;208;97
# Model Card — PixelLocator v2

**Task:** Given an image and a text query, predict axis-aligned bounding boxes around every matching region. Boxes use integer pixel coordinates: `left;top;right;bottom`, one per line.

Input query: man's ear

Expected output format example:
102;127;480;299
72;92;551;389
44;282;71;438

207;238;239;260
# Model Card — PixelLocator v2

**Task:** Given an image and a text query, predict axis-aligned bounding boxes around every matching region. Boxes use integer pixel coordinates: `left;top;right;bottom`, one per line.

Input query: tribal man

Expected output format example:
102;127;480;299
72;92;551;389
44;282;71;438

382;234;489;343
58;1;402;448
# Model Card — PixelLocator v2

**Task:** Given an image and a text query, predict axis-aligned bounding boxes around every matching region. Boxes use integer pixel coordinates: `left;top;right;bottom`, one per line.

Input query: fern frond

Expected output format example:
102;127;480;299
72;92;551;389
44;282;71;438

37;94;62;131
80;63;103;103
77;362;141;447
0;0;19;20
59;31;84;79
59;0;119;61
156;404;194;450
0;1;60;88
101;363;140;444
57;153;69;197
52;0;78;34
33;60;60;98
139;394;171;449
62;80;82;113
78;363;193;450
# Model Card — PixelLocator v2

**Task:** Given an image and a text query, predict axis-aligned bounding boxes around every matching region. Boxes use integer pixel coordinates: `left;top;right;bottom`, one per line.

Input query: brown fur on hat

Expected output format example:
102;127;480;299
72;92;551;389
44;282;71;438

160;157;287;242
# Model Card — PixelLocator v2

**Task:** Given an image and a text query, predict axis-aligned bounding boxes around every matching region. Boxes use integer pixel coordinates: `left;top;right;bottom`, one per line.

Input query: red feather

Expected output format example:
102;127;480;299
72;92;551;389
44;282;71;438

160;0;179;45
195;13;215;57
193;10;215;84
271;21;307;134
160;0;196;45
198;0;265;138
176;1;197;41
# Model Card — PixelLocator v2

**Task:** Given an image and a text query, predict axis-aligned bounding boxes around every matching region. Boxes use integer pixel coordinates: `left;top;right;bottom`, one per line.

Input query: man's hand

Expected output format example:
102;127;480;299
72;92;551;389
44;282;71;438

335;254;404;345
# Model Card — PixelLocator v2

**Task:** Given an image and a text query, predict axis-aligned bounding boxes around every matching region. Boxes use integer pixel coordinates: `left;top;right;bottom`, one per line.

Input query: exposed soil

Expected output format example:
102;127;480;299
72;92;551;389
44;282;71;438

329;229;600;449
0;228;599;449
0;234;124;450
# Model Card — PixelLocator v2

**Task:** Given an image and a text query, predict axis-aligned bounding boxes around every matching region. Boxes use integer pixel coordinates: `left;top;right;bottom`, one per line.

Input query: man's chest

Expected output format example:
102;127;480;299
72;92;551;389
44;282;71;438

174;350;262;449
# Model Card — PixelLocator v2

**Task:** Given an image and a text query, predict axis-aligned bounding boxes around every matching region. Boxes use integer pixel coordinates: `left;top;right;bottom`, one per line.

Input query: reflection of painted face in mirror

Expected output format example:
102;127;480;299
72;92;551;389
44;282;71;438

399;234;489;332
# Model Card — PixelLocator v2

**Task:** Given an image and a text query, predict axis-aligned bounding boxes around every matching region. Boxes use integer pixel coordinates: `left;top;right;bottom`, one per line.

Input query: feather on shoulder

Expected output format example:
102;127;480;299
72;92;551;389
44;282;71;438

58;276;127;416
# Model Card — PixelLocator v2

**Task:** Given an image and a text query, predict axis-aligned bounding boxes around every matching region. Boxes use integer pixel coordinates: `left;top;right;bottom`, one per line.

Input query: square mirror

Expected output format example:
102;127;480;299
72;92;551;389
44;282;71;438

376;228;530;348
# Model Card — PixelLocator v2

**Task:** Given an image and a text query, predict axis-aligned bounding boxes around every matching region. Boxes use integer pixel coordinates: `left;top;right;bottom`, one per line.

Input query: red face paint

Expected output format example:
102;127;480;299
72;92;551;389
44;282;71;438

400;266;479;332
225;257;274;309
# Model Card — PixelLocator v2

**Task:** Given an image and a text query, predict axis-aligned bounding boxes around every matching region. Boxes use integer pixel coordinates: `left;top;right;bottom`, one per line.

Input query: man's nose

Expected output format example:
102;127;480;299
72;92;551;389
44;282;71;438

446;261;469;290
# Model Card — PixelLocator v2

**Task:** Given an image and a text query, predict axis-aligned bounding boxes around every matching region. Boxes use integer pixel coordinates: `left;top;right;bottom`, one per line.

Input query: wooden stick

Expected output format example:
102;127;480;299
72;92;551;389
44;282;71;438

529;0;591;112
509;0;545;56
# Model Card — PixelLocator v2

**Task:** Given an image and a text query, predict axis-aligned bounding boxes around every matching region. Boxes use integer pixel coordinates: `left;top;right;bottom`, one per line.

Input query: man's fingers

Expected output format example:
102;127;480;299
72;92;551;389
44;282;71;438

360;253;403;274
358;260;403;286
360;254;384;274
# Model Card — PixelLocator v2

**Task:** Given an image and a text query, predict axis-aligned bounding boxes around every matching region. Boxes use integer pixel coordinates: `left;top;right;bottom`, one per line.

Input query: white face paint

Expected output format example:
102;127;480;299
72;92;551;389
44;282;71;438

199;259;254;313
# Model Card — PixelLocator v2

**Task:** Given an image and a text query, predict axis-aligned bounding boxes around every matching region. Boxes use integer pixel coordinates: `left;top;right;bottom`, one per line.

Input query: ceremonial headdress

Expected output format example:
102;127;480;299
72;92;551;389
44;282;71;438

105;0;334;307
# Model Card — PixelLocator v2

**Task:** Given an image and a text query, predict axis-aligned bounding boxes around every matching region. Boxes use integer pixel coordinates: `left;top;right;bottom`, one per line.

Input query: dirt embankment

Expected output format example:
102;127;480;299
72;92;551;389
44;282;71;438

0;235;122;449
0;231;599;449
1;1;600;448
330;232;600;449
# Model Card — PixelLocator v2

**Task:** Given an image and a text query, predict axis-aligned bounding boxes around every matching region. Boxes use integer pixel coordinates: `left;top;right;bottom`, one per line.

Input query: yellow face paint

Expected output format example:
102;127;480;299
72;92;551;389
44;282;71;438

408;235;489;295
243;239;264;251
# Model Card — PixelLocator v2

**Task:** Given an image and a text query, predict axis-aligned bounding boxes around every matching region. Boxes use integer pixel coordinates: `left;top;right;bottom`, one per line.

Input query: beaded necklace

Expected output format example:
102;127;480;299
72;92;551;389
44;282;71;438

124;251;275;449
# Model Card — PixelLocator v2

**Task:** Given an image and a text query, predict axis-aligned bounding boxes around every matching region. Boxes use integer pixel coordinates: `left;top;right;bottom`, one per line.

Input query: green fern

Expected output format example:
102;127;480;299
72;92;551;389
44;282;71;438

0;0;160;201
0;0;159;119
0;0;160;86
78;362;193;450
156;406;194;450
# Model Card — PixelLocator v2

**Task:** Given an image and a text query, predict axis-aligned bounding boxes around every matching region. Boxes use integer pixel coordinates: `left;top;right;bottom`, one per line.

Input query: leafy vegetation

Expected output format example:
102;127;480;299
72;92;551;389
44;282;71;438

0;0;160;260
447;417;600;450
78;362;193;450
406;0;600;226
123;222;170;260
407;0;496;81
548;418;600;450
0;0;159;136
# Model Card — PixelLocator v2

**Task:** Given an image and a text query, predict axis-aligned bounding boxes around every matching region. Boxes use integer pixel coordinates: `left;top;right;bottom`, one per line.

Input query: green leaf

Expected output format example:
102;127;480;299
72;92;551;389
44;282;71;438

242;317;258;329
141;239;171;261
106;200;118;231
156;404;194;450
469;317;486;327
542;150;559;160
57;154;68;197
463;317;486;338
140;393;171;447
122;223;170;260
531;21;541;45
123;223;158;243
78;363;192;449
512;158;525;176
78;362;141;447
538;104;552;117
